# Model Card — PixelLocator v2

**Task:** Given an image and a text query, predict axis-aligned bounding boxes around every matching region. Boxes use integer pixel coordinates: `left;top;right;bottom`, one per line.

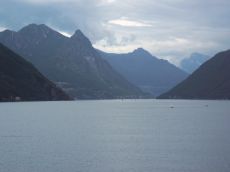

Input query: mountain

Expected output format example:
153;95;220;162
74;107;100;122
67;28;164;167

180;53;209;73
99;48;188;96
0;43;71;102
0;24;145;99
158;49;230;99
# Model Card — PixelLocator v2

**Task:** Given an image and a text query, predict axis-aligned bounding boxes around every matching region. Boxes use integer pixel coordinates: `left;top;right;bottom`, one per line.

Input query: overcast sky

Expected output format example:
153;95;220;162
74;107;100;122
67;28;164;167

0;0;230;65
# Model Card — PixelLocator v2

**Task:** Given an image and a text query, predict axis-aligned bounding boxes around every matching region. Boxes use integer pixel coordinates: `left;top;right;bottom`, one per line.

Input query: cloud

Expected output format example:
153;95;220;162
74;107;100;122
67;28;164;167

58;31;72;37
108;18;152;27
0;0;230;65
0;26;7;32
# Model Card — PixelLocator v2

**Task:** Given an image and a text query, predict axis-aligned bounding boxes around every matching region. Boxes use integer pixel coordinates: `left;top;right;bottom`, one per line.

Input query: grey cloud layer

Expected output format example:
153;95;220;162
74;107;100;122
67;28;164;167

0;0;230;64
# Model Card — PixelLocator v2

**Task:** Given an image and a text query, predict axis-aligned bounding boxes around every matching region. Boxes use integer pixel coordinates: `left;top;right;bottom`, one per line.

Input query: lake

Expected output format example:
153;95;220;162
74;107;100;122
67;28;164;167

0;99;230;172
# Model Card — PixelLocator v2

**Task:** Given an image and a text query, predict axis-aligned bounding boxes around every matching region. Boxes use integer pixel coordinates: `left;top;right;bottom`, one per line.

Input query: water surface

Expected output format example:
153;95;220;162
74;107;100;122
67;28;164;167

0;100;230;172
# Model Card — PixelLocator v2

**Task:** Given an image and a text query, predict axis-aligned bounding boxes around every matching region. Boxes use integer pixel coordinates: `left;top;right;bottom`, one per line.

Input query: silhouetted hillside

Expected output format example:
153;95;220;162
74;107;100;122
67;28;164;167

0;43;71;102
158;49;230;99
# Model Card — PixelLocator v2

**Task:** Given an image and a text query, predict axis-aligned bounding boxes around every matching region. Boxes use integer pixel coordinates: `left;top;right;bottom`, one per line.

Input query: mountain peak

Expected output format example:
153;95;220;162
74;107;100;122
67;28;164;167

71;29;88;40
131;48;157;59
17;23;65;41
133;47;147;53
70;29;92;46
132;48;152;56
72;29;85;37
18;24;58;38
19;24;50;32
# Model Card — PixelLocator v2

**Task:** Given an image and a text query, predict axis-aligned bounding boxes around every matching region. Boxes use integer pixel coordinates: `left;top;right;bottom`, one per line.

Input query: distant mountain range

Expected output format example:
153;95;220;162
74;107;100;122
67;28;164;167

180;53;209;73
0;24;145;99
0;43;71;102
158;49;230;99
3;23;226;101
100;48;188;96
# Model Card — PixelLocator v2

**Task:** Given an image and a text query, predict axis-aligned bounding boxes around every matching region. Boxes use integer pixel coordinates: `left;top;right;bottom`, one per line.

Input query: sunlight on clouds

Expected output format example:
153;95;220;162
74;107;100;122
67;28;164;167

102;0;116;3
107;0;115;2
93;39;141;53
0;26;7;32
108;18;152;27
58;31;71;37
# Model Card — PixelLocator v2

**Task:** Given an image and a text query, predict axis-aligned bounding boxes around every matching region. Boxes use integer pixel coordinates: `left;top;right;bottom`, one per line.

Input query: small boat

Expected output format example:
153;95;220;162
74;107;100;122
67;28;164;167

170;105;174;109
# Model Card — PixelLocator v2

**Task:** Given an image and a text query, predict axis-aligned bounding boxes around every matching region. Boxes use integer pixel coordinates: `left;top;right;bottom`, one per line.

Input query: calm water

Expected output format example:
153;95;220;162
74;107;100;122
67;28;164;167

0;99;230;172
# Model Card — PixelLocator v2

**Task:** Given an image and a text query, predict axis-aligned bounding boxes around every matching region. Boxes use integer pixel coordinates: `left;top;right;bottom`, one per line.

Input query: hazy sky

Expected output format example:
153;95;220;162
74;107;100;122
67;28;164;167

0;0;230;64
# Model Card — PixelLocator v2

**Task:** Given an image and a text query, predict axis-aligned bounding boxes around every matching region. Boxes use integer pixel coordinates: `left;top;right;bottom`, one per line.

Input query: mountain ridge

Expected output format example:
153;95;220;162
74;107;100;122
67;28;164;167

99;48;188;96
0;24;146;99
